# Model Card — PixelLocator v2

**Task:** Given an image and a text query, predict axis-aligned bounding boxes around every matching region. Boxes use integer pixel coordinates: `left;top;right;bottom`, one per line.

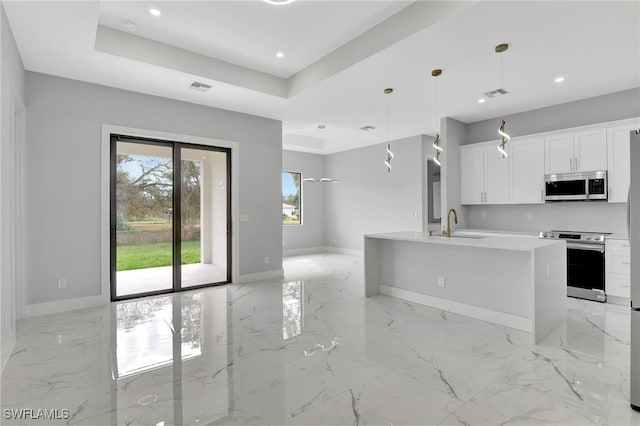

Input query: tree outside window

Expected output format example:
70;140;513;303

282;172;301;225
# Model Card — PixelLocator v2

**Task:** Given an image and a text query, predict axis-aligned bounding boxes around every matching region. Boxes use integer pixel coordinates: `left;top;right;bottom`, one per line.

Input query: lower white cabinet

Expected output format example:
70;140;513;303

606;239;631;299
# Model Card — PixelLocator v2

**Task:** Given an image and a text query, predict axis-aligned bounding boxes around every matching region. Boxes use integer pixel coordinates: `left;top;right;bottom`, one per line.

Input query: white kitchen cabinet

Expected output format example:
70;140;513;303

460;143;508;205
460;145;483;204
607;124;636;203
545;128;607;174
574;128;608;171
509;137;545;204
606;239;631;299
545;133;574;173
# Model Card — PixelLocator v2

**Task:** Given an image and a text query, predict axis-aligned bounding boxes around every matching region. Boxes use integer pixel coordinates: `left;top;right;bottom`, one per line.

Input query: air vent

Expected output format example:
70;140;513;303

360;125;376;131
483;88;508;98
189;81;212;92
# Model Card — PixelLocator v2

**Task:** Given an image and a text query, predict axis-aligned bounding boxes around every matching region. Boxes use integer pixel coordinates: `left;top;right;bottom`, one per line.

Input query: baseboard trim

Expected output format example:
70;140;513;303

283;247;327;256
606;295;630;306
323;247;363;257
379;285;532;333
235;269;284;284
25;295;109;317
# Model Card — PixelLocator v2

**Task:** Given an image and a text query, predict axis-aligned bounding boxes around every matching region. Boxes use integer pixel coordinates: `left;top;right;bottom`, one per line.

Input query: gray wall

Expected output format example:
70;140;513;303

325;136;424;251
465;88;640;145
1;3;25;370
25;72;282;305
282;150;326;251
461;87;639;234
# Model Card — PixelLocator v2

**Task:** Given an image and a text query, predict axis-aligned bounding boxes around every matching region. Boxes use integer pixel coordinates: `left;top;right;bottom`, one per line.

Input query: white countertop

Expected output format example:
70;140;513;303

365;231;564;252
606;233;629;240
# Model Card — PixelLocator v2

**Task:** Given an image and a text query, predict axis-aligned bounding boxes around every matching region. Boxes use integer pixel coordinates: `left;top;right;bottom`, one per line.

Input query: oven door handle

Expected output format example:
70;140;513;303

566;243;605;253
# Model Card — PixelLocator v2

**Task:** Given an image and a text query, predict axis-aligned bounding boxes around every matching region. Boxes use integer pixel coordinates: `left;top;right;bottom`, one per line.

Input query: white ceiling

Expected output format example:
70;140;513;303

99;0;413;78
4;1;640;154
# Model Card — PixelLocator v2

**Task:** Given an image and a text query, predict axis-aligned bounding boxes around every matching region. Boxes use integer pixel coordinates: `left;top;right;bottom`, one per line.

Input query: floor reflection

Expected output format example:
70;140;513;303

282;281;303;340
112;290;228;426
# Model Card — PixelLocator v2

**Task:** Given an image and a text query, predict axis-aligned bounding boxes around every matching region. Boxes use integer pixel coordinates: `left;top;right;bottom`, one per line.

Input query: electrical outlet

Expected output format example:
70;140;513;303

264;257;270;265
526;212;533;220
58;278;67;289
438;276;445;288
481;211;487;220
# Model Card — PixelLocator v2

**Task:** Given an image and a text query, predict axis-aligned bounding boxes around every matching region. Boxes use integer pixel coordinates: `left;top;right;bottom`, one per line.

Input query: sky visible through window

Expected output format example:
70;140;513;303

282;173;297;197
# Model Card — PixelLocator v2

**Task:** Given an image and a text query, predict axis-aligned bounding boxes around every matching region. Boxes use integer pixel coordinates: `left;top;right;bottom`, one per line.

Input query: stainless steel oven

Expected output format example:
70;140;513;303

544;171;607;201
539;230;609;302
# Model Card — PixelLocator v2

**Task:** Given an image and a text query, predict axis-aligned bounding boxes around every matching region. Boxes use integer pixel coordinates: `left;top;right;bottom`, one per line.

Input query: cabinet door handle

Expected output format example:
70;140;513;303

622;261;631;265
541;189;544;202
609;186;612;199
569;157;573;171
574;157;578;171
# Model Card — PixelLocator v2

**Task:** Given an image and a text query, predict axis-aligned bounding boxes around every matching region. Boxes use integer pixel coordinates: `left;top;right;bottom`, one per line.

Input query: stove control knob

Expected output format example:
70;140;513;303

586;235;592;240
550;233;555;238
541;232;548;238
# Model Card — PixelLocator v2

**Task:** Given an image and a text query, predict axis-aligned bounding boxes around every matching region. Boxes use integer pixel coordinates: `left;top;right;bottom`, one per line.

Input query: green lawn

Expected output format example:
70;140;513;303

117;240;201;271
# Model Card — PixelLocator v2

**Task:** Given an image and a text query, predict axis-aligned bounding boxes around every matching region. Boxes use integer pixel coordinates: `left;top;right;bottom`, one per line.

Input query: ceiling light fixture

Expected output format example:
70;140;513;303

498;119;511;158
149;8;161;17
555;76;565;83
431;69;443;167
302;177;339;184
360;125;376;131
317;124;326;129
276;52;285;59
263;0;296;5
478;98;486;104
384;88;394;173
495;43;510;158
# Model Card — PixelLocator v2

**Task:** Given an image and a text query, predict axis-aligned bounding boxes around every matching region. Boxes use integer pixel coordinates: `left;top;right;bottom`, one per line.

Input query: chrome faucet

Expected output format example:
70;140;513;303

443;208;458;237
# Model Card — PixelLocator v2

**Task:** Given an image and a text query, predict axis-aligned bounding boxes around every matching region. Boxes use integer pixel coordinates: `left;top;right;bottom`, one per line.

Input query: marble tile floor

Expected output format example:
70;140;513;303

1;252;639;425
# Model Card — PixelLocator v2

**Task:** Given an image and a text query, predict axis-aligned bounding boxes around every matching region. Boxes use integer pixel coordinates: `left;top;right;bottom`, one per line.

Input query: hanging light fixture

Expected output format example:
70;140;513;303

384;88;394;173
495;43;511;158
431;69;443;166
497;119;510;158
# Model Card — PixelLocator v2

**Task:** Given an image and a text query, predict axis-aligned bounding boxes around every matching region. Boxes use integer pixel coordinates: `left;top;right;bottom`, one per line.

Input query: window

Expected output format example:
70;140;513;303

282;172;301;225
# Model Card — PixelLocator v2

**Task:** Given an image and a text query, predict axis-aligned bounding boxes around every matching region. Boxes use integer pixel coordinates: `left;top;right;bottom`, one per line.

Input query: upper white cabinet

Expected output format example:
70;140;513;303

509;137;545;204
544;134;574;173
607;125;636;203
460;143;508;205
460;145;484;205
545;128;607;173
574;128;608;171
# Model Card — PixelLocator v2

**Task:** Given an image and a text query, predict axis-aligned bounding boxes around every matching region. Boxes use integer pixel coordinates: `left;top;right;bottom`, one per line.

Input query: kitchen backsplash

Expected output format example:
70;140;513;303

464;202;627;235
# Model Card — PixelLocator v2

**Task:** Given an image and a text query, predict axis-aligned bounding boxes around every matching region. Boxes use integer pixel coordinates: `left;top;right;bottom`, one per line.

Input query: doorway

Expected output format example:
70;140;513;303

110;135;231;301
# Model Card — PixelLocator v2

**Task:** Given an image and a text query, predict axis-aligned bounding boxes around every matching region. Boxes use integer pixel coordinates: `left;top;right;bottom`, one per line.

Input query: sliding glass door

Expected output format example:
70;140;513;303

110;135;231;301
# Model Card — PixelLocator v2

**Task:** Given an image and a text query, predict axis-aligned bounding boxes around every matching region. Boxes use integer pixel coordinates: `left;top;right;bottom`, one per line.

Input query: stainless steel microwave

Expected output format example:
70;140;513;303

544;171;607;201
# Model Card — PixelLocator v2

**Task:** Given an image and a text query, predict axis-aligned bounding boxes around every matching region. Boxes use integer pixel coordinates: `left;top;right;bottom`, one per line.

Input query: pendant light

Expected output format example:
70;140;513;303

431;69;443;166
495;43;511;158
497;119;510;158
384;88;394;173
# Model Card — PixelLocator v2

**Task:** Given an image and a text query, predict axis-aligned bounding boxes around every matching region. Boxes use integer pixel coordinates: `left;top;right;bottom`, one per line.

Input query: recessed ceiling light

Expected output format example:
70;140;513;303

317;124;326;129
276;52;285;59
555;76;565;83
149;8;161;17
478;98;486;104
360;125;376;131
263;0;296;5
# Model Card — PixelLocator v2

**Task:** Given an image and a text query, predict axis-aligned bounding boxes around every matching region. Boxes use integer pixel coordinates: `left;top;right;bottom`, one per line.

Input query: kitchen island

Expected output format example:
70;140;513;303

364;232;566;343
